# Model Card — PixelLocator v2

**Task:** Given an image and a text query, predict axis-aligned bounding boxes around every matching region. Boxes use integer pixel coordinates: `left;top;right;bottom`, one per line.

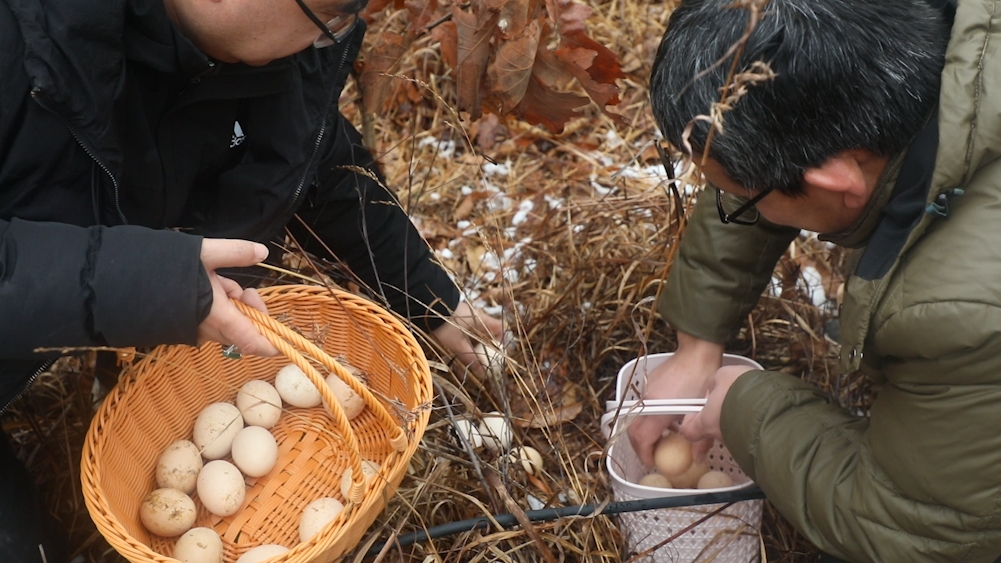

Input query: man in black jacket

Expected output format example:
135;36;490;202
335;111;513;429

0;0;501;560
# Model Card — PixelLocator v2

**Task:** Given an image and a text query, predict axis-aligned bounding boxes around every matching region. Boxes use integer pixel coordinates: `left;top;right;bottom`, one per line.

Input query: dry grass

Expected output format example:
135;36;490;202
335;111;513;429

0;0;869;561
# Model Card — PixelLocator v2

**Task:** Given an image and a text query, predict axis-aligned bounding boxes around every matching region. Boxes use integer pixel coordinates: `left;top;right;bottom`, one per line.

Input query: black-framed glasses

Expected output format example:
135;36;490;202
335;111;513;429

293;0;359;48
655;141;773;226
715;185;773;226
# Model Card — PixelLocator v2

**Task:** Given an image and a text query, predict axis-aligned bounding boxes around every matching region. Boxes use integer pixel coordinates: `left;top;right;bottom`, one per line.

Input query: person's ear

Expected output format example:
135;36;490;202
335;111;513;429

802;151;871;209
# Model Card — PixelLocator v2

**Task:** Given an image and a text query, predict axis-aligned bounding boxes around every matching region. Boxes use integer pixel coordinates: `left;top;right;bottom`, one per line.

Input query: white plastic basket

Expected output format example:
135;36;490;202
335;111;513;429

603;353;764;563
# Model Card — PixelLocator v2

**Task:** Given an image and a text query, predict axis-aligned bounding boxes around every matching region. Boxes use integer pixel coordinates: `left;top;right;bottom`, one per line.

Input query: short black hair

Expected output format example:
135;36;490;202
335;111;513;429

651;0;948;195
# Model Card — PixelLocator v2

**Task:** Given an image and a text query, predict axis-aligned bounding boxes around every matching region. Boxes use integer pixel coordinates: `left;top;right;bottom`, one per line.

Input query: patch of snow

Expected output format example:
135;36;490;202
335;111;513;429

485;191;513;213
604;130;625;150
482;304;504;317
769;275;782;297
591;179;616;195
417;136;457;158
799;265;827;307
512;199;535;226
483;160;512;176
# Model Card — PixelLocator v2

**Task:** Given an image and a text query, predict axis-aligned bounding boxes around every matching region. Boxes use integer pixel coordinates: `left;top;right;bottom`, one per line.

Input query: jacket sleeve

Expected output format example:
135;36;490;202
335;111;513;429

288;112;459;333
0;218;210;359
721;300;1001;563
659;190;799;342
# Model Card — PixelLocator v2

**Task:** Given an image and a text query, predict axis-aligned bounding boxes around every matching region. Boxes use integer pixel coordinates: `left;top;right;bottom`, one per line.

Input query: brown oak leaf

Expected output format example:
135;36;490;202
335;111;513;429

453;4;500;119
360;0;404;20
512;74;588;133
496;0;534;37
545;0;625;115
486;19;541;113
359;32;408;116
404;0;445;33
433;20;458;69
530;21;578;90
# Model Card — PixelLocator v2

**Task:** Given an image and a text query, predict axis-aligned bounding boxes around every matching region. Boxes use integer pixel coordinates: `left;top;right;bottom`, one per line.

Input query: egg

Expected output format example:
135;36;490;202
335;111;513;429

274;364;322;408
452;419;483;449
697;470;734;489
653;432;693;477
510;446;544;475
231;426;279;478
323;372;365;420
235;545;289;563
298;497;345;542
671;457;710;489
139;488;197;537
173;527;223;563
192;402;244;460
473;343;505;379
156;440;203;495
197;460;246;517
236;380;283;428
478;412;512;452
340;459;381;499
638;472;674;488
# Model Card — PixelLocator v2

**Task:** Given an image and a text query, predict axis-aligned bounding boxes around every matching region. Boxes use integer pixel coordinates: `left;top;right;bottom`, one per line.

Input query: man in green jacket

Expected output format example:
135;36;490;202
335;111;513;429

628;0;1001;561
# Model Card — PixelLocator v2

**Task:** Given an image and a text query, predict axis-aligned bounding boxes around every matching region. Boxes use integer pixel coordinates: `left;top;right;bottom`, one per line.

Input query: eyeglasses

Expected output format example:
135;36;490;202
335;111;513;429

656;142;773;226
293;0;359;48
715;185;773;226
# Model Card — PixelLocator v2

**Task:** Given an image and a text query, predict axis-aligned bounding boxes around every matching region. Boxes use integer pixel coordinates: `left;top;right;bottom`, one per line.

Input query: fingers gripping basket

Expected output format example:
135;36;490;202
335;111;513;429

81;285;432;563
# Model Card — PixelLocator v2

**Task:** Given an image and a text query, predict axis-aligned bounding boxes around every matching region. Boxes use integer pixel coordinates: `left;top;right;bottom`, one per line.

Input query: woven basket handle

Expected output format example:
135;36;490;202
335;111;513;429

232;300;409;503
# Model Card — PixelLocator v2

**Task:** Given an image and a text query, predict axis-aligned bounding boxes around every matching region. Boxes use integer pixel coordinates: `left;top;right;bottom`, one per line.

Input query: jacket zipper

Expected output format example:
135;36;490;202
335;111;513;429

30;89;127;225
254;32;356;240
0;359;56;414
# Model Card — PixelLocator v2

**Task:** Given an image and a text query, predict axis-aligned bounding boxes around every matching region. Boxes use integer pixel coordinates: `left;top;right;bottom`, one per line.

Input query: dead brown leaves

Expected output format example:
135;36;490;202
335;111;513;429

358;0;625;133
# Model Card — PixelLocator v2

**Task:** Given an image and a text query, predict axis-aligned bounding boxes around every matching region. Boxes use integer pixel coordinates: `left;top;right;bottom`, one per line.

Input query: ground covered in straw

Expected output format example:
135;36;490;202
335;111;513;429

0;0;870;561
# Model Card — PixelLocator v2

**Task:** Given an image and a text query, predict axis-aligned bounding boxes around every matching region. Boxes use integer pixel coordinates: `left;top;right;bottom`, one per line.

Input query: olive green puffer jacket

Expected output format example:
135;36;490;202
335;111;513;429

658;2;1001;562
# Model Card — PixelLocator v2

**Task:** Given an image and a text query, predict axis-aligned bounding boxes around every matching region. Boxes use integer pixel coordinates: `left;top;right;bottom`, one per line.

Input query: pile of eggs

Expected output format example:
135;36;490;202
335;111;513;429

636;432;734;490
139;362;378;563
452;411;544;476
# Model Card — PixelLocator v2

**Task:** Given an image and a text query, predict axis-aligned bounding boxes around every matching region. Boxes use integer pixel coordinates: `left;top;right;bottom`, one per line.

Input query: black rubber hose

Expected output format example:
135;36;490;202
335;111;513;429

366;485;765;555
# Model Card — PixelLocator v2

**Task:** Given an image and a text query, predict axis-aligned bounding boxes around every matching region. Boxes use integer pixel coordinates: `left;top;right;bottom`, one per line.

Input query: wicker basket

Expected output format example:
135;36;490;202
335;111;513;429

81;285;432;563
603;354;764;563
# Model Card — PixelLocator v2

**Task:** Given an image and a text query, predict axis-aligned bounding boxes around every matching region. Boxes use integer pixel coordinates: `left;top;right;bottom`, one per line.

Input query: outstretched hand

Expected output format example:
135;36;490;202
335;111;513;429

196;238;280;357
431;301;504;378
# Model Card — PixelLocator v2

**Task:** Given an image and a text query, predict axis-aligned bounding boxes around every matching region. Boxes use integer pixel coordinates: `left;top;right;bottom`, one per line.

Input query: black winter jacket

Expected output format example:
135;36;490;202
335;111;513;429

0;0;459;409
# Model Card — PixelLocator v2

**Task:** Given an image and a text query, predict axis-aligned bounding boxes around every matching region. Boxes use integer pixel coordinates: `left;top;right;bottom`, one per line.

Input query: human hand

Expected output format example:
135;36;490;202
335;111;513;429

196;239;280;357
431;301;504;378
627;332;724;468
679;364;756;443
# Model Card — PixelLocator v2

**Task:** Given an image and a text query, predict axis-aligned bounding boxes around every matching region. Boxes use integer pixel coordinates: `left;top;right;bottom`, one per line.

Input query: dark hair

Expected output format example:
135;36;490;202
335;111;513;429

650;0;948;195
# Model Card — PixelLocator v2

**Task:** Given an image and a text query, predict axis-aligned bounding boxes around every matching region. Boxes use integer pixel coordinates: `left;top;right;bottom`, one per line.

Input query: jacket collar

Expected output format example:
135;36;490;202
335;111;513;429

123;0;213;75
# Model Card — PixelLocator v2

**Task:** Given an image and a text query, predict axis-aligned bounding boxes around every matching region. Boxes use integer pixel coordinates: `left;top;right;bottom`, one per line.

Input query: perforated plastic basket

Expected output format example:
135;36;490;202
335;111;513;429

604;353;764;563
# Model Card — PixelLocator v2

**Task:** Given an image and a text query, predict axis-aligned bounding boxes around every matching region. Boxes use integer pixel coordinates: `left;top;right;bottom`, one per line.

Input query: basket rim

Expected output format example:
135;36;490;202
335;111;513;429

613;353;764;406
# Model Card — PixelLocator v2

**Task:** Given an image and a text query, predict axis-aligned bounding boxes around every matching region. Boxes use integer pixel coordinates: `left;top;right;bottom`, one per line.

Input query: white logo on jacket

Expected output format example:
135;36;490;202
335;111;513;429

230;121;246;148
